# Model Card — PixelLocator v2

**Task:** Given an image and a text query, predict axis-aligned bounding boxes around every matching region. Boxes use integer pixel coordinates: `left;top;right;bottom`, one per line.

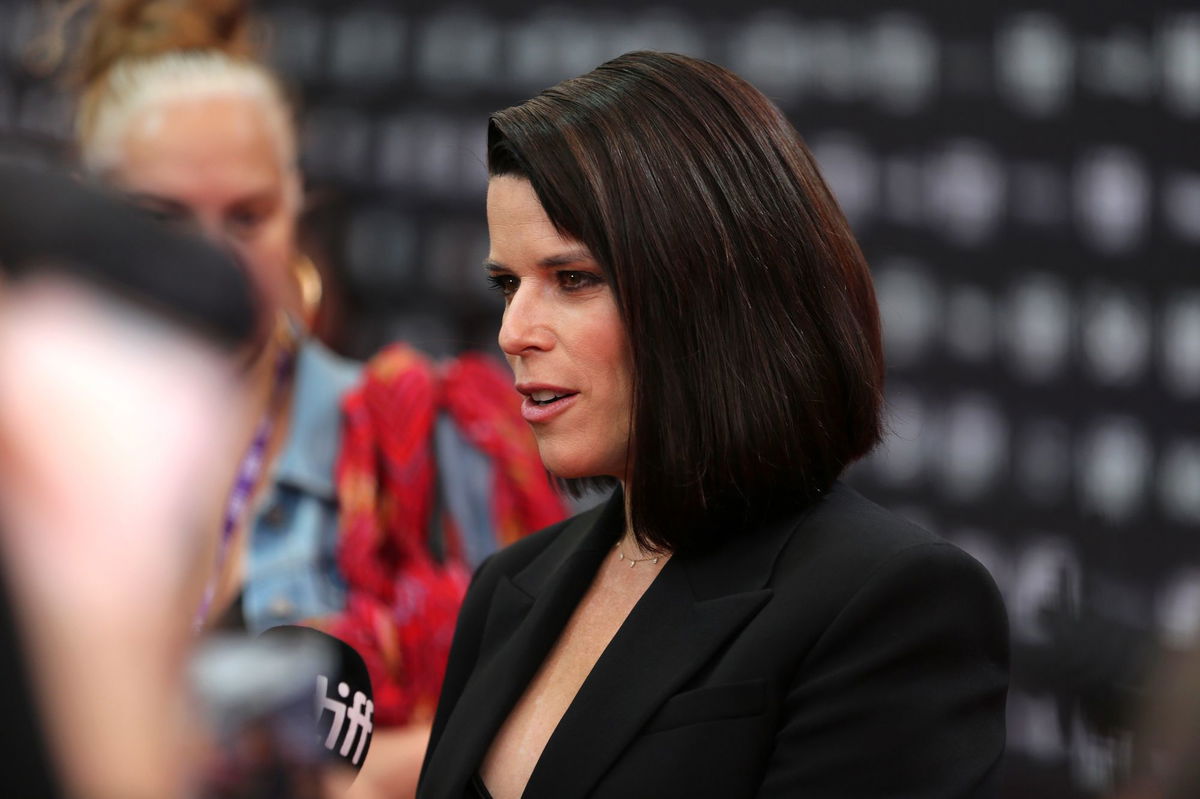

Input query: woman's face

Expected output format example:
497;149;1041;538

486;176;633;482
111;93;300;317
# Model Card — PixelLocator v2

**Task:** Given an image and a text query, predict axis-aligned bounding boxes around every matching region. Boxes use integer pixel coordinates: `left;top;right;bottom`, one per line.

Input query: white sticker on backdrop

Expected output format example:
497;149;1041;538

996;13;1075;117
1161;13;1200;117
873;259;940;367
727;12;813;100
1160;440;1200;526
1005;273;1072;382
924;140;1006;247
329;9;407;87
866;13;938;115
1162;292;1200;397
506;10;617;90
809;21;862;101
1074;148;1150;255
872;385;931;486
1081;284;1151;387
1157;569;1200;648
607;9;704;63
1078;417;1153;523
939;394;1009;501
417;10;502;91
1010;537;1082;645
811;133;879;228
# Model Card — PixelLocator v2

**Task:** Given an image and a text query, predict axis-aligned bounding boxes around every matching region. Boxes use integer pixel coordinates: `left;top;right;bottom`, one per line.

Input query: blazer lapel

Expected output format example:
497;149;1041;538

522;504;810;797
422;489;814;799
420;496;623;799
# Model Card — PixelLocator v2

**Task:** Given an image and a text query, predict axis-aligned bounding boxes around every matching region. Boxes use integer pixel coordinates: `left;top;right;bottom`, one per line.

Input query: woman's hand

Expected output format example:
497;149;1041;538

0;275;243;799
322;723;432;799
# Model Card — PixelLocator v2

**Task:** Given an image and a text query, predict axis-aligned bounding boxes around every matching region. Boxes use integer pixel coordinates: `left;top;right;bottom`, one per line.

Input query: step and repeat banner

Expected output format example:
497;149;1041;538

1;1;1196;796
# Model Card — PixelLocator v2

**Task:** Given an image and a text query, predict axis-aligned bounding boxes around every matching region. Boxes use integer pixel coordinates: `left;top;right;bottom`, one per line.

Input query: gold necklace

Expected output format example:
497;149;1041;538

614;542;661;568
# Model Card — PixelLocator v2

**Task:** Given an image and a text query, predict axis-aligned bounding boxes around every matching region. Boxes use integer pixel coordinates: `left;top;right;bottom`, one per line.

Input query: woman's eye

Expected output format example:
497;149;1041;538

486;274;518;296
227;210;266;235
137;204;187;226
558;270;601;291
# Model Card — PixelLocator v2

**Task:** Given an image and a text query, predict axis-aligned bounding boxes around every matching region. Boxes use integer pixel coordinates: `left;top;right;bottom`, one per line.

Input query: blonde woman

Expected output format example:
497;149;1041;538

59;1;564;796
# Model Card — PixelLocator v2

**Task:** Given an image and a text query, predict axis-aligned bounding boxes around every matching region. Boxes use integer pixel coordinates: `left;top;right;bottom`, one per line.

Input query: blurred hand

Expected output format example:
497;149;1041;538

0;275;243;799
0;276;237;610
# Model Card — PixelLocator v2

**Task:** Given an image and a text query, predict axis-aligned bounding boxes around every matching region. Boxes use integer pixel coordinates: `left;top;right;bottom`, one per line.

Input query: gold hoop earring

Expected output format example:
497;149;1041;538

292;252;323;327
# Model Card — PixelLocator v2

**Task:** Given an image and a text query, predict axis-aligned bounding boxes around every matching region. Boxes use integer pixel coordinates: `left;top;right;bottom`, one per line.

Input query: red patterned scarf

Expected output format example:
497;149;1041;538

314;344;566;726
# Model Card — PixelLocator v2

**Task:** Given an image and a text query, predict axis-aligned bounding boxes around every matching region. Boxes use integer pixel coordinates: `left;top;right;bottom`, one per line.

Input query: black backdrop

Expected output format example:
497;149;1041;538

2;1;1198;796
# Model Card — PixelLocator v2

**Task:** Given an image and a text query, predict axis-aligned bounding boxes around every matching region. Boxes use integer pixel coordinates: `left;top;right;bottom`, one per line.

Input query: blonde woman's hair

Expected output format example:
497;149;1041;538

59;0;296;173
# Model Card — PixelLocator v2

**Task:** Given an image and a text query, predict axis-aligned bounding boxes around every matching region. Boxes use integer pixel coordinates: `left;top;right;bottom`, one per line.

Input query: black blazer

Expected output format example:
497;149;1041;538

418;482;1009;798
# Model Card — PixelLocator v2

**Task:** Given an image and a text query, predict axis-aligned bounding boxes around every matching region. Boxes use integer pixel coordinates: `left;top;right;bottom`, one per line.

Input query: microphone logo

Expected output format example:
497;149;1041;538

315;673;374;767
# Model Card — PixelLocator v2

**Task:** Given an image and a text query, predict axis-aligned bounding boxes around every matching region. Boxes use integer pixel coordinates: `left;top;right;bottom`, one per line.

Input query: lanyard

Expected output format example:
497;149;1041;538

193;344;295;630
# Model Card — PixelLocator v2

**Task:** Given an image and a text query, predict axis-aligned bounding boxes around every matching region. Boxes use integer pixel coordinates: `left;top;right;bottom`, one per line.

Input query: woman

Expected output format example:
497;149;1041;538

61;0;564;795
418;52;1009;799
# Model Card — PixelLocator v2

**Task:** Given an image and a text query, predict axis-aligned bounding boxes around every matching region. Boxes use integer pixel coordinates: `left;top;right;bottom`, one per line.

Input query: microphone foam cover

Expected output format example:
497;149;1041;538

257;625;375;771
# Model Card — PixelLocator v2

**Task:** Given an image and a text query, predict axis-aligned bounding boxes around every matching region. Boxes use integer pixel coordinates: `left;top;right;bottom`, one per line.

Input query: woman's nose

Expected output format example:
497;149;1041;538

193;213;226;246
187;218;249;274
498;287;554;356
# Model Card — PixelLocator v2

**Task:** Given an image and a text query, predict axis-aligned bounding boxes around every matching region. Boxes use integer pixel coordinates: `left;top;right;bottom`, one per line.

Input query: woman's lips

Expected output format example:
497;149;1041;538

520;391;579;423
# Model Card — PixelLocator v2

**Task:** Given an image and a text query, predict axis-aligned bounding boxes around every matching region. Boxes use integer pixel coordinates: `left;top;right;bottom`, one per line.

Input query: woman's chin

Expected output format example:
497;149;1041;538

234;328;273;373
534;435;627;482
543;464;588;481
541;457;622;483
234;310;292;373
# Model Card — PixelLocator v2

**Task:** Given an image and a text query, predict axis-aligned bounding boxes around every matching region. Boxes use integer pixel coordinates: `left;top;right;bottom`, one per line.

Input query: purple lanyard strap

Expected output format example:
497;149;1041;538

193;346;296;629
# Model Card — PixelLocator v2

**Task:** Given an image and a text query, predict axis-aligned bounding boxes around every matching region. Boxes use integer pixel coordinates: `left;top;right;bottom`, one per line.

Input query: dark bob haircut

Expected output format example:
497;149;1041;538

488;51;884;553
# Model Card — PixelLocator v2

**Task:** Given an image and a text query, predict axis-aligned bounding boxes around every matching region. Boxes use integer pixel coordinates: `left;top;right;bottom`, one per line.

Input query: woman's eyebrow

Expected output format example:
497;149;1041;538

483;249;596;273
124;192;188;211
538;249;594;267
228;188;279;208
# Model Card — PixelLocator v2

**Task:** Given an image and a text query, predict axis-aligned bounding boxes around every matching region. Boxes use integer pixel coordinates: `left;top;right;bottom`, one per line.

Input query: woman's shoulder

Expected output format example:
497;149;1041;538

772;481;1002;611
291;338;363;422
801;481;943;550
269;339;363;495
297;337;363;386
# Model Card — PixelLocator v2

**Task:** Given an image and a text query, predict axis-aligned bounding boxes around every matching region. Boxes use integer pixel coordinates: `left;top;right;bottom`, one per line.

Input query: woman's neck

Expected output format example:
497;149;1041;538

619;485;670;559
244;315;298;422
